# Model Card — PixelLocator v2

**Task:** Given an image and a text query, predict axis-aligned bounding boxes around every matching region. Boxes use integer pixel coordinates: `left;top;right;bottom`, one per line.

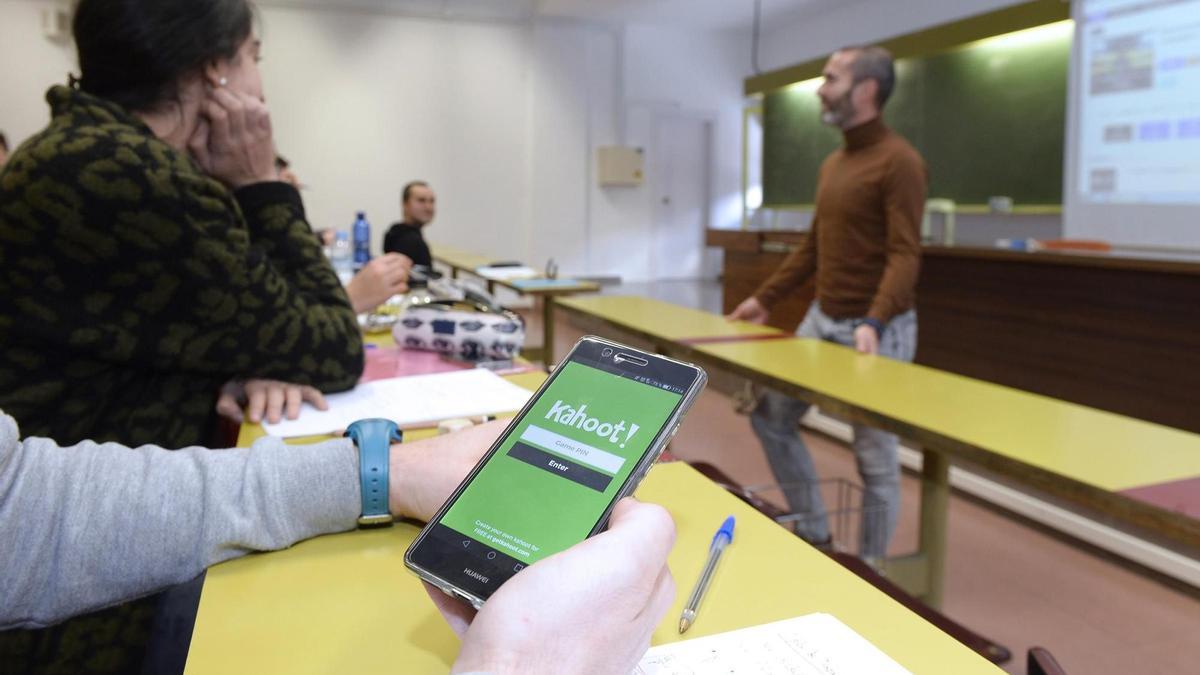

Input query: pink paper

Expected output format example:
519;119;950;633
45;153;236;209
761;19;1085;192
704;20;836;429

360;347;471;383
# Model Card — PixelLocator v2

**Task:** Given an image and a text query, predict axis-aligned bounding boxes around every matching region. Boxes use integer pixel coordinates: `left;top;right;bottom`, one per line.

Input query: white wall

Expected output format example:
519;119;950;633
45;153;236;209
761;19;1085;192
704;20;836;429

258;5;531;264
621;24;746;275
0;1;75;147
0;0;748;283
756;0;1031;71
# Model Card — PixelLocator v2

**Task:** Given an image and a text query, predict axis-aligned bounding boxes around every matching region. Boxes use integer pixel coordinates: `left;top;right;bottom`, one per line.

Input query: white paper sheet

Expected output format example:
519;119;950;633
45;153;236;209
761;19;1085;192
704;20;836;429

474;265;539;281
635;613;912;675
262;368;533;437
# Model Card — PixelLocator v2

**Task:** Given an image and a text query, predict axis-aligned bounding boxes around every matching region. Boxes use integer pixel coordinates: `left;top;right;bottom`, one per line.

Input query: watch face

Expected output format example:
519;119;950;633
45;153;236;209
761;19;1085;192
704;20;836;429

358;514;394;528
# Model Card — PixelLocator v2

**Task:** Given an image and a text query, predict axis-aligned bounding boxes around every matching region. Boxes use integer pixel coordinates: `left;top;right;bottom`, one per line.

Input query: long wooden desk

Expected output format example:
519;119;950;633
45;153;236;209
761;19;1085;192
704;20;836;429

184;334;1004;672
555;295;1200;605
549;293;783;343
431;244;600;365
185;460;1001;673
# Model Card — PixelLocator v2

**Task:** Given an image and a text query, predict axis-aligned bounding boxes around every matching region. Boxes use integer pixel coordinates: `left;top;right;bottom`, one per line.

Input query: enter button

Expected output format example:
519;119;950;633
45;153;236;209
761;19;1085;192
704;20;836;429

507;442;614;492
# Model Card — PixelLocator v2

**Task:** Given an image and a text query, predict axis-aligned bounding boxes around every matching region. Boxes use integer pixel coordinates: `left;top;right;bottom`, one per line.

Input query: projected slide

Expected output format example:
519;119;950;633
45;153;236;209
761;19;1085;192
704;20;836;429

1076;0;1200;204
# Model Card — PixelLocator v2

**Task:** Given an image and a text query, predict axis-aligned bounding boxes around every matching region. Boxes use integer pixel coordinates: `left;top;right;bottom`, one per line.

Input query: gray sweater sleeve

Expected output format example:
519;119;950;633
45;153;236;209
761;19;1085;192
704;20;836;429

0;413;361;630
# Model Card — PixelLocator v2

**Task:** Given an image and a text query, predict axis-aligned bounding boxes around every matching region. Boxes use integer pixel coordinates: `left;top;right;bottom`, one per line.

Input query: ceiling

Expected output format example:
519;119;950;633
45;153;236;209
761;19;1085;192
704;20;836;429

259;0;838;31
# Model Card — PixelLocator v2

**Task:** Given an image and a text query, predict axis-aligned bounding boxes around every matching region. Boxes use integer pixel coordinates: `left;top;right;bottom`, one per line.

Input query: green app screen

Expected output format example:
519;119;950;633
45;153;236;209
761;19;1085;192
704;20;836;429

439;361;683;564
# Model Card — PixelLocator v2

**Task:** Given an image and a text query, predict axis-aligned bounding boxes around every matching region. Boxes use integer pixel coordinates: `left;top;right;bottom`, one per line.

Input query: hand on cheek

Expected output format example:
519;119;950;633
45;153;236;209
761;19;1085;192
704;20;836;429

196;83;278;189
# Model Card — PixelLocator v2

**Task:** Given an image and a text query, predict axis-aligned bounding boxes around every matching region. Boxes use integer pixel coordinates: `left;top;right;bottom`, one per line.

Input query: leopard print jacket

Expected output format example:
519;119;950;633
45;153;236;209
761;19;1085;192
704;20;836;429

0;86;363;450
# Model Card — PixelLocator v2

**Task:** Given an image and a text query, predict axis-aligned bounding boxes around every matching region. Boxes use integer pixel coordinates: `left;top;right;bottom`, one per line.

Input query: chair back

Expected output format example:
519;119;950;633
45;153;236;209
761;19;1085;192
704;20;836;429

1027;646;1067;675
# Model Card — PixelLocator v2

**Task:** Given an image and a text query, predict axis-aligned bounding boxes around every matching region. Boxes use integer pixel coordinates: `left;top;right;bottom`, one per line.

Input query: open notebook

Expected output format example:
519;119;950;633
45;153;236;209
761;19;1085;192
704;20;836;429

262;368;532;437
635;613;911;675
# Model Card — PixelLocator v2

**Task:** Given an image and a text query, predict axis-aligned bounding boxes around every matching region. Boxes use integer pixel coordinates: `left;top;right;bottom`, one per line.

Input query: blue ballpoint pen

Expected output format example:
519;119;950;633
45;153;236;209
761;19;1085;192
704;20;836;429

678;515;735;633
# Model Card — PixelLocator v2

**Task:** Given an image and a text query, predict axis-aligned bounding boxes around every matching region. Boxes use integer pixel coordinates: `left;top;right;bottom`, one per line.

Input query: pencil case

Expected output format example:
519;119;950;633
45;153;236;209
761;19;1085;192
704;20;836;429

393;299;525;361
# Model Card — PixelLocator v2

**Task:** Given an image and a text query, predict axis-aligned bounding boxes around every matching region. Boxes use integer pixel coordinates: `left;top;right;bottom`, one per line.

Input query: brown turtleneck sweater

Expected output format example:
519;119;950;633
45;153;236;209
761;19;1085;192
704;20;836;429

755;117;927;323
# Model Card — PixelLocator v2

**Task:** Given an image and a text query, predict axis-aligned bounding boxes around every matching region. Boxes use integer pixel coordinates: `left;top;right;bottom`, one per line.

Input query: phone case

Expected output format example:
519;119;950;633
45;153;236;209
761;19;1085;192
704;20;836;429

404;336;707;609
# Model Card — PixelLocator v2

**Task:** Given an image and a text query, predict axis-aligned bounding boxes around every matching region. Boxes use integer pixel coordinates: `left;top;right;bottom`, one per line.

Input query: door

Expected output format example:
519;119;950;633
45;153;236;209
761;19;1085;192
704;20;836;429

652;115;712;280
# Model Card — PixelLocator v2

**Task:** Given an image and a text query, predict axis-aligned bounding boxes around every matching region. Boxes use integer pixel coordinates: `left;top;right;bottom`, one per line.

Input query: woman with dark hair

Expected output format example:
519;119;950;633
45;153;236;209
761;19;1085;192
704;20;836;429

0;0;368;451
0;1;369;670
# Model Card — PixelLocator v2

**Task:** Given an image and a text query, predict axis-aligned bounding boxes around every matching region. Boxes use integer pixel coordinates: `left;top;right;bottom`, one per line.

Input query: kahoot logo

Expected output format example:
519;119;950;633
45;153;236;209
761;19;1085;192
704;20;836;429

544;401;640;448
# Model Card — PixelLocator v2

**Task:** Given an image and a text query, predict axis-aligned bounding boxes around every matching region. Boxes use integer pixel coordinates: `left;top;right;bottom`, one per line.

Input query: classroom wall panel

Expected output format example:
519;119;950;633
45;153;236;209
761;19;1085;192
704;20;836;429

525;21;599;275
0;0;748;283
260;11;748;281
258;5;531;264
622;24;748;279
0;0;76;147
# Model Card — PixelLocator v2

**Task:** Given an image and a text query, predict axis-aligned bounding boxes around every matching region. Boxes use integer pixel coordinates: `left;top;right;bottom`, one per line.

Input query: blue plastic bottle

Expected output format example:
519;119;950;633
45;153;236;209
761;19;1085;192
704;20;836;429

352;211;371;270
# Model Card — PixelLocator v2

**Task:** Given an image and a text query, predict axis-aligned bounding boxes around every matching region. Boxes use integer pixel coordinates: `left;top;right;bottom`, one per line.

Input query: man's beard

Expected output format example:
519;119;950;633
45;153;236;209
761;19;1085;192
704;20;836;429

820;89;856;128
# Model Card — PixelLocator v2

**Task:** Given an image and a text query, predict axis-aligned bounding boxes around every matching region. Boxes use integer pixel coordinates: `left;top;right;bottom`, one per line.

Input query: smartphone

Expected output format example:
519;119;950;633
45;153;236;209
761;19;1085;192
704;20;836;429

405;336;707;608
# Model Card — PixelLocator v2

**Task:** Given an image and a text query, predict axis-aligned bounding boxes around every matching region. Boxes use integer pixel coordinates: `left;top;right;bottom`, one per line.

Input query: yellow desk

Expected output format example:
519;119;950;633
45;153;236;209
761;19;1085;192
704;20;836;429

699;339;1200;494
429;244;493;273
557;294;783;343
184;462;1001;674
554;295;784;396
431;244;601;365
555;295;1200;605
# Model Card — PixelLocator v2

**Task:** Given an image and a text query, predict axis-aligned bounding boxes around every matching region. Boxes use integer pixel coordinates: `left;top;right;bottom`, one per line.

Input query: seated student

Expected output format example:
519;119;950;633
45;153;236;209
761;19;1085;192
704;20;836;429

0;0;381;668
383;180;436;269
272;154;416;314
0;0;374;450
0;411;675;674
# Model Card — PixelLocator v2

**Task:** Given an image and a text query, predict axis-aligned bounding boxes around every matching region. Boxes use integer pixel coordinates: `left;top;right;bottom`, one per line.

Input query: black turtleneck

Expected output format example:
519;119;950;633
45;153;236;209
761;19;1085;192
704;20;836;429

383;222;432;268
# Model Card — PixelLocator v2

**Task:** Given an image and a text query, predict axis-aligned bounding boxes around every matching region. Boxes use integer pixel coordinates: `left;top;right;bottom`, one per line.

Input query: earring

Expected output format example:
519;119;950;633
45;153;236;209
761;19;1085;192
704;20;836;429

218;77;228;87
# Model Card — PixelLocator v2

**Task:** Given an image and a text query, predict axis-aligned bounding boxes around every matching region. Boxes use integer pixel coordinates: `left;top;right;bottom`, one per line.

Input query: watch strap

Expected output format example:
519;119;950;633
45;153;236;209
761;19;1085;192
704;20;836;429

345;419;403;527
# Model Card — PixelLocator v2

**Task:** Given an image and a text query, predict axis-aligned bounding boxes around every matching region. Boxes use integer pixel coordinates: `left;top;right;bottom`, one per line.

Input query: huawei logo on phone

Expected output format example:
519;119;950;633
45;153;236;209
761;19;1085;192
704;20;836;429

464;568;490;584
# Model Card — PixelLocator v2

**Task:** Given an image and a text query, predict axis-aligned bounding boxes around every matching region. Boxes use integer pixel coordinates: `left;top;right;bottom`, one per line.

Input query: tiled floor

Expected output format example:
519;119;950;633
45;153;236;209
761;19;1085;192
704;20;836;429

537;279;1200;675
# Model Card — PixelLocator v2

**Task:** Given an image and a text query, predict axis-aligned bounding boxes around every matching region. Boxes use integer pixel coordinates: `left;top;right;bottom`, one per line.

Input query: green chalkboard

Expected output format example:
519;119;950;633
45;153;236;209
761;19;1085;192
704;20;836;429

763;27;1070;206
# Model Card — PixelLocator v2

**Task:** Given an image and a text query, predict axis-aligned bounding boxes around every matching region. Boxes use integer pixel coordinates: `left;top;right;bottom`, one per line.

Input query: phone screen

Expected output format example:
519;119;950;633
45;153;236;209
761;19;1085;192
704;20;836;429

408;341;700;599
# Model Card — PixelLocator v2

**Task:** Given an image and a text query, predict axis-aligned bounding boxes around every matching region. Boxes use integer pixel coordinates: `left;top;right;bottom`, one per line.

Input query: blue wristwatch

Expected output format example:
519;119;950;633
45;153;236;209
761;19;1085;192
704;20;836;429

345;419;403;527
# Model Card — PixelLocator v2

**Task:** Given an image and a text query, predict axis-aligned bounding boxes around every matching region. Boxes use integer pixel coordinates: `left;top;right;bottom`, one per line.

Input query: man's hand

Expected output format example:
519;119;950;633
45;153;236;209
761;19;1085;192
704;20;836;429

346;253;413;313
426;498;676;675
726;296;769;325
215;379;328;424
388;420;505;522
854;324;879;355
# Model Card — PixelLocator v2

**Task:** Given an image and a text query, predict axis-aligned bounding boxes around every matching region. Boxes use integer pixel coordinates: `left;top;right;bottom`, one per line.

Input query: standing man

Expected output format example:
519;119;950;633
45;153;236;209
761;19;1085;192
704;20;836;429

728;46;926;565
384;180;436;269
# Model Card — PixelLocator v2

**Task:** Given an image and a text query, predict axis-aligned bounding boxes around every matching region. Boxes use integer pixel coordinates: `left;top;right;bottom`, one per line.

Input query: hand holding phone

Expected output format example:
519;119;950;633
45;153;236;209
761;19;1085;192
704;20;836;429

188;87;277;189
427;498;676;674
406;337;706;607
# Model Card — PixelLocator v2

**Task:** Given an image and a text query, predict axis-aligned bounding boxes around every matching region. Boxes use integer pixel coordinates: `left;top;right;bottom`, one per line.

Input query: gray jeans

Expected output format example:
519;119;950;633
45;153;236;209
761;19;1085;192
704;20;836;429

750;302;917;559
